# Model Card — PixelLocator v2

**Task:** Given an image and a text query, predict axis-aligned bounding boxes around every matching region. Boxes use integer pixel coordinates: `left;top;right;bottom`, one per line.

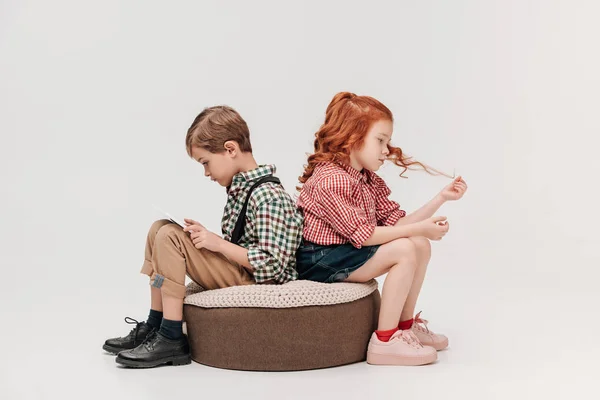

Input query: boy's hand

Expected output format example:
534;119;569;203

416;216;450;241
183;218;223;252
439;176;468;201
183;218;204;231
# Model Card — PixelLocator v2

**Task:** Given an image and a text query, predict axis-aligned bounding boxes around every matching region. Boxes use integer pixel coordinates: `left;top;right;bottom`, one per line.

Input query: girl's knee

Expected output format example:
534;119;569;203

410;236;431;256
388;238;417;261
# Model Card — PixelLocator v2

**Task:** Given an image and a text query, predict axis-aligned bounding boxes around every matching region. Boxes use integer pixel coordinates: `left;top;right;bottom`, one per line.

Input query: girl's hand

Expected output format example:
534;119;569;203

440;176;468;201
416;216;450;241
183;218;224;252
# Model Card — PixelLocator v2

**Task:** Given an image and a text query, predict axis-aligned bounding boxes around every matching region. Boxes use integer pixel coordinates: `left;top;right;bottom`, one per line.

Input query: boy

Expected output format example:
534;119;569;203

103;106;303;368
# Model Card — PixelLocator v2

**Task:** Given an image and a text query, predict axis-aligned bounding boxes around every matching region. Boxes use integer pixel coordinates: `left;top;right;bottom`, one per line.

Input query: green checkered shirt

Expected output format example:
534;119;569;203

222;164;302;283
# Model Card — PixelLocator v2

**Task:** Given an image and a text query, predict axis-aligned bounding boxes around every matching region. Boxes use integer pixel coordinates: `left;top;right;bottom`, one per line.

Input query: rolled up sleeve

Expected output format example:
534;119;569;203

314;176;375;248
372;176;406;226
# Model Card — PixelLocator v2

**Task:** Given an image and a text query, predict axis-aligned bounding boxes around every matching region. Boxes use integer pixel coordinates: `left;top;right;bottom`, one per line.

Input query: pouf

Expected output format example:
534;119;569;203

183;279;380;371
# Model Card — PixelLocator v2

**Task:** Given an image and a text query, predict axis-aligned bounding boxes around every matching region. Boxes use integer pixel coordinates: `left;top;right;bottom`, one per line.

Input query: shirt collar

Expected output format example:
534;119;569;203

335;161;372;183
228;164;277;193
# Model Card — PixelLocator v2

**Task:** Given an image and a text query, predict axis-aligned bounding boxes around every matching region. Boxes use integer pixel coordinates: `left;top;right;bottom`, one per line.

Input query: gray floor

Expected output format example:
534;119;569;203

2;273;597;400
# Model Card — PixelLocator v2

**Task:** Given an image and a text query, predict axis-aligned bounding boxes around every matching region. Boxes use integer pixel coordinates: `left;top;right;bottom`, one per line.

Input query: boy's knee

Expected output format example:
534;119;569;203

149;219;172;236
154;223;182;243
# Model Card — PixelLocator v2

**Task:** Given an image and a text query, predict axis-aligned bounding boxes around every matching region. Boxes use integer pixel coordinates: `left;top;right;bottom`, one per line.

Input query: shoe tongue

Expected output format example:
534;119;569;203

392;329;421;346
407;330;423;346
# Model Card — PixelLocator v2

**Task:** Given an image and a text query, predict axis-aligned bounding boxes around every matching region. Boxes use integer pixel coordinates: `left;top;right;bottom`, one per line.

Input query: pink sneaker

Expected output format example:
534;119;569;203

367;329;437;366
411;311;449;351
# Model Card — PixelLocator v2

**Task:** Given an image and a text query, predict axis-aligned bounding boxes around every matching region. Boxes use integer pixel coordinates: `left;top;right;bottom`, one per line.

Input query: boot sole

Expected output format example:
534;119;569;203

103;344;131;355
115;354;192;368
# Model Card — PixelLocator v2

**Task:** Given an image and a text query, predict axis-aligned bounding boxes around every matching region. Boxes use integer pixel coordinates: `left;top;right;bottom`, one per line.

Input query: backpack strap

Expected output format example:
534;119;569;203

230;175;282;244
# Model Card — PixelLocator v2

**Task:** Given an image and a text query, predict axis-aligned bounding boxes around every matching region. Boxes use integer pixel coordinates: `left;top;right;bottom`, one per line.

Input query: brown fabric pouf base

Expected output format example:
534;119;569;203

183;290;380;371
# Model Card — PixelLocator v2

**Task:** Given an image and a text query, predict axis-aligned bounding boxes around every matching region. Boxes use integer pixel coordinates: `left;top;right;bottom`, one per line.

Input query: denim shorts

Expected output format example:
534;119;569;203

295;240;381;283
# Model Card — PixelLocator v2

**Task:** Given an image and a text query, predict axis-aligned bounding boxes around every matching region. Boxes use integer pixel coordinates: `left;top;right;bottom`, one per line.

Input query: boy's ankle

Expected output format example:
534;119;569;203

147;309;163;330
158;318;183;340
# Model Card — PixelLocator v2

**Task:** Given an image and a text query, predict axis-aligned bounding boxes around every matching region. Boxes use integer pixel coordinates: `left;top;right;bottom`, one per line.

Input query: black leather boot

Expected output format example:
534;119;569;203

115;331;191;368
103;317;154;355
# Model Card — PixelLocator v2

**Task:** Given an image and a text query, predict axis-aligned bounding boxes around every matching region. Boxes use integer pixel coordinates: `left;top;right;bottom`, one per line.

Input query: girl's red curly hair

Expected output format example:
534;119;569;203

297;92;447;190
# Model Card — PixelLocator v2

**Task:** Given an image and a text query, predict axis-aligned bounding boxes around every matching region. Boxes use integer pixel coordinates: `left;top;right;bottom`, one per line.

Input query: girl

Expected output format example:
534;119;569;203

296;92;467;366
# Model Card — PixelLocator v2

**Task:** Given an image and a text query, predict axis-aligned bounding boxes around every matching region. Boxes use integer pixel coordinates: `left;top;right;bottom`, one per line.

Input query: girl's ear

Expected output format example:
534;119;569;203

223;140;239;156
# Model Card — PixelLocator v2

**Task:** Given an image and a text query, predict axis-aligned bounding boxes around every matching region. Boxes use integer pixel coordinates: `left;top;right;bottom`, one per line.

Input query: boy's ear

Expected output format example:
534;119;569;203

223;140;239;156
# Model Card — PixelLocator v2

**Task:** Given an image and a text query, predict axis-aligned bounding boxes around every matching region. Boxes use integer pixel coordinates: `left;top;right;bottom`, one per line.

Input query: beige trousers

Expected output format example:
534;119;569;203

140;220;254;299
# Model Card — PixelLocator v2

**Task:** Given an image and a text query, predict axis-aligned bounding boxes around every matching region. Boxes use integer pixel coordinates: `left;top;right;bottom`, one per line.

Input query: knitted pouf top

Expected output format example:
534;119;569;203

184;279;378;309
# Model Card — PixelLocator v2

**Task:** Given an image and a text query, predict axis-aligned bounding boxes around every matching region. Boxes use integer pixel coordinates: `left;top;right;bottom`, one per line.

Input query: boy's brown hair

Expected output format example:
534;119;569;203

185;105;253;156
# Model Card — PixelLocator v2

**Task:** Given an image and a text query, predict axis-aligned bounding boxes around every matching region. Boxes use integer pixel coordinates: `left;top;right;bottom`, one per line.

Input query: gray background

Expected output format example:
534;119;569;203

1;0;598;399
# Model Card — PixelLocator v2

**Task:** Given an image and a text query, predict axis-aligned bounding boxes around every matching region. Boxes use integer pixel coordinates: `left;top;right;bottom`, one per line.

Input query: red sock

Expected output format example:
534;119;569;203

375;327;399;342
398;318;414;330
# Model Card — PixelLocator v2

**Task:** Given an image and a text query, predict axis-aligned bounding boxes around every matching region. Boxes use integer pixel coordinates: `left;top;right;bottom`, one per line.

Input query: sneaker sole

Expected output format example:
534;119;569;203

366;351;437;366
433;339;449;351
421;338;449;351
115;354;192;368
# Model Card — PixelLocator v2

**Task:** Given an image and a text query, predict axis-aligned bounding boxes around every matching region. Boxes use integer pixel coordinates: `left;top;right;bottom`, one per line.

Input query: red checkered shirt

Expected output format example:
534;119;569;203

297;161;406;248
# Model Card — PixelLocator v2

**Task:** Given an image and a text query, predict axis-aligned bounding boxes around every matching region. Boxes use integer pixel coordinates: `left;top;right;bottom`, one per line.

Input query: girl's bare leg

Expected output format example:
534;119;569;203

400;236;432;321
345;238;418;330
